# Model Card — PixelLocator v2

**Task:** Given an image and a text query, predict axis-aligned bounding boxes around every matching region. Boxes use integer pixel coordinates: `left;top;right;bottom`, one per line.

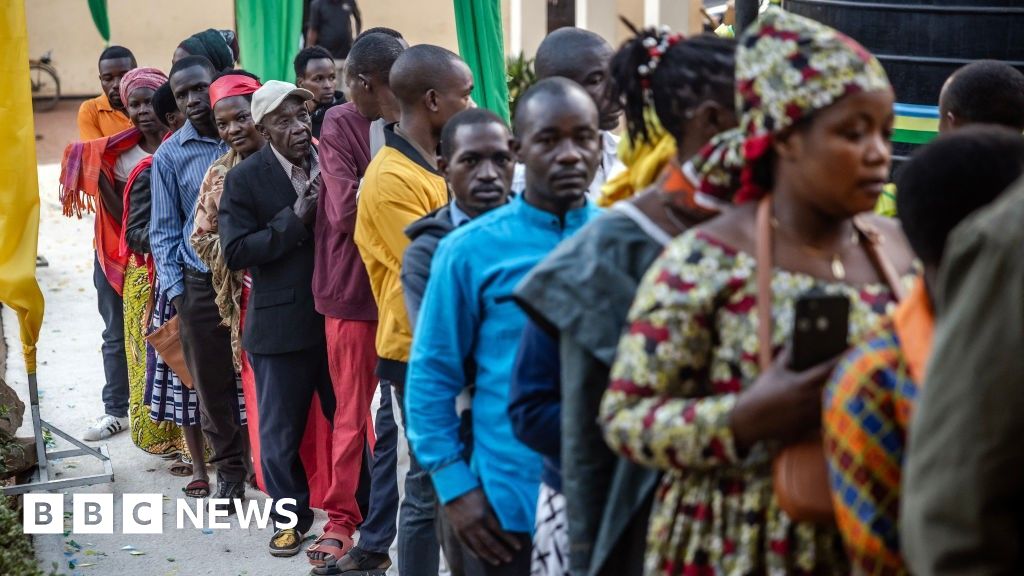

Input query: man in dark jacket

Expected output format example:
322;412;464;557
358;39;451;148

401;108;515;327
219;80;334;559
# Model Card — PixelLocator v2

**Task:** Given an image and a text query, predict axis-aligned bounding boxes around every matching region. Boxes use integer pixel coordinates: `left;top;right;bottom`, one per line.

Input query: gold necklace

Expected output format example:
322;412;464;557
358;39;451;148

770;217;859;281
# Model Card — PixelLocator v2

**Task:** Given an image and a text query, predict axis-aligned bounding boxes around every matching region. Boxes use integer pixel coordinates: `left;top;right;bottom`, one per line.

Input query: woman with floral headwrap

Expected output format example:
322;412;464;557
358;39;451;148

60;67;187;456
599;8;915;573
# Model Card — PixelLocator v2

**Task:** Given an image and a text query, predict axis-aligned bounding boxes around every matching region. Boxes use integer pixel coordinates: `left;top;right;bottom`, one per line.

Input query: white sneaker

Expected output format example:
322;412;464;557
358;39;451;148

83;414;128;441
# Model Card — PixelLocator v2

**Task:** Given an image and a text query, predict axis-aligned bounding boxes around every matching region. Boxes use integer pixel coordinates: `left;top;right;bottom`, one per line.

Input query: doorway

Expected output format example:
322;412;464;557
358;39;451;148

547;0;576;32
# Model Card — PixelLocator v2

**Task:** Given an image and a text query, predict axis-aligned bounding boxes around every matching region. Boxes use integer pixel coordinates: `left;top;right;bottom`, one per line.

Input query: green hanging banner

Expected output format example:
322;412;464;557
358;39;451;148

453;0;510;124
235;0;305;83
88;0;110;43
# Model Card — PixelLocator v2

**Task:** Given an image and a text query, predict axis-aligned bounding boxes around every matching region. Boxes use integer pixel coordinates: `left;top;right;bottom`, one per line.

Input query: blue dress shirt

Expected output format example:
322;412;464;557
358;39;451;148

150;121;228;301
405;194;601;533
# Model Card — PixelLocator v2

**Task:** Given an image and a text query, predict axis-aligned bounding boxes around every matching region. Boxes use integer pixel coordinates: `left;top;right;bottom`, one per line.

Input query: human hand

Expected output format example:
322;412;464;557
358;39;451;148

730;346;841;453
293;187;318;227
443;489;522;566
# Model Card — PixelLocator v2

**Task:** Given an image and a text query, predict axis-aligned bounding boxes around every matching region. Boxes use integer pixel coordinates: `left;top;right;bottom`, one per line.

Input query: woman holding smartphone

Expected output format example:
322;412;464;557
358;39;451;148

599;8;914;574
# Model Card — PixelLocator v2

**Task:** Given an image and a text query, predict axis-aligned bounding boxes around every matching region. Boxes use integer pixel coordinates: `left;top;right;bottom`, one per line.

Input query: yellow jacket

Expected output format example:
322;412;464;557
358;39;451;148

355;130;448;371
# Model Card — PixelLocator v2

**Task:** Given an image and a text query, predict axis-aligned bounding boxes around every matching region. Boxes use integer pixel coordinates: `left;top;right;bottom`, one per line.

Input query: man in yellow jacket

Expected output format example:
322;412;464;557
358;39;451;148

350;44;473;574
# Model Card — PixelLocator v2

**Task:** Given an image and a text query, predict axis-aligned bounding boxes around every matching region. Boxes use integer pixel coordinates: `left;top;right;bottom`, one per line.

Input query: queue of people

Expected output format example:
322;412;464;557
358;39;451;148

57;7;1024;576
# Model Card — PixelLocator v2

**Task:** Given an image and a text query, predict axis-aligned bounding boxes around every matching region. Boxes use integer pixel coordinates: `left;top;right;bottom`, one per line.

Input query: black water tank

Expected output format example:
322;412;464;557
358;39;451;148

784;0;1024;156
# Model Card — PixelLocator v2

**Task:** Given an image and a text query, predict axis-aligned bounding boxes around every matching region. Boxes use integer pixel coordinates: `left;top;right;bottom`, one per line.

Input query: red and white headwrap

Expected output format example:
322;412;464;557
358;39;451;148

209;74;262;108
119;67;168;108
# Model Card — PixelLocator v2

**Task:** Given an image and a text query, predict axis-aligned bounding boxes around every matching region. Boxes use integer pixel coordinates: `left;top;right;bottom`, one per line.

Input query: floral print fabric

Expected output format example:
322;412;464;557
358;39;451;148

693;7;891;203
600;230;903;575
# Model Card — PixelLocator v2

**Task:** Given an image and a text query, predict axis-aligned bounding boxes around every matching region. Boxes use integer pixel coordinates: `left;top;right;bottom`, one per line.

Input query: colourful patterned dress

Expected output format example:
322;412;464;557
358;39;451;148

600;230;904;575
123;259;183;456
822;278;933;576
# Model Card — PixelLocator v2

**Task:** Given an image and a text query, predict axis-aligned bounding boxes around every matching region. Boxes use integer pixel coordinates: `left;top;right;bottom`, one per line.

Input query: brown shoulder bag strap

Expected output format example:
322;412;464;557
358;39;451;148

755;200;906;374
852;215;906;302
756;196;775;372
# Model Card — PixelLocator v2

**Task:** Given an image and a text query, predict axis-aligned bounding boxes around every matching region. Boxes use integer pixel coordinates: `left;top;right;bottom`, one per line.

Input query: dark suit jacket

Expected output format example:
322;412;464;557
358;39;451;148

219;144;325;355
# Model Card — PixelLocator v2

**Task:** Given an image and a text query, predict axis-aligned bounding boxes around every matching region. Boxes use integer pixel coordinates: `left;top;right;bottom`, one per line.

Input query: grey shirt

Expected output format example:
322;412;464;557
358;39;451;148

902;176;1024;575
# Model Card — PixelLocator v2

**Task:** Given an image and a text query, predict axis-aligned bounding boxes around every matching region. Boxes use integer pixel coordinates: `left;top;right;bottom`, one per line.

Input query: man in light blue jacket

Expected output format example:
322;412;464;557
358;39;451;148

404;78;603;575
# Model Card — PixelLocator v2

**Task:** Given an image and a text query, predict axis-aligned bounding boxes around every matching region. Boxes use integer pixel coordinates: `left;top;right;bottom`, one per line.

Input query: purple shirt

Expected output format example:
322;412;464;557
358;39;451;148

314;101;377;321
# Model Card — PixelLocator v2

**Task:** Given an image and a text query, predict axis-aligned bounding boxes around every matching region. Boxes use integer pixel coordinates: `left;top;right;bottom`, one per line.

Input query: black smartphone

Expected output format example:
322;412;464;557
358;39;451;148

790;291;850;371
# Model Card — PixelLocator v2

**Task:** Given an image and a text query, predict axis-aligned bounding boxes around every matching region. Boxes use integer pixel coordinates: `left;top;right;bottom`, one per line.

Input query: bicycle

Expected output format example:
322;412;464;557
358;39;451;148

30;50;60;112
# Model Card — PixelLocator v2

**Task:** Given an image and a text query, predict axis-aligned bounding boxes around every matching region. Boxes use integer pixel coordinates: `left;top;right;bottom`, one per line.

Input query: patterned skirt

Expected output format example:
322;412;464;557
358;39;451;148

146;280;200;426
532;483;570;576
145;281;248;428
124;262;183;456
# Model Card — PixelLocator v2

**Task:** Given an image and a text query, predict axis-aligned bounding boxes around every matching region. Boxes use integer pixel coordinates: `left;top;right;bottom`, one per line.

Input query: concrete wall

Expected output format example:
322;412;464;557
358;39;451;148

25;0;235;96
26;0;699;97
360;0;513;53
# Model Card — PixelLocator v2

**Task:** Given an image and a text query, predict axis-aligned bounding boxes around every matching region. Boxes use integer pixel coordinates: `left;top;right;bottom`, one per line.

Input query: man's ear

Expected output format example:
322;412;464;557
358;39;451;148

256;123;270;140
946;111;960;130
438;156;449;178
510;137;522;162
425;88;440;112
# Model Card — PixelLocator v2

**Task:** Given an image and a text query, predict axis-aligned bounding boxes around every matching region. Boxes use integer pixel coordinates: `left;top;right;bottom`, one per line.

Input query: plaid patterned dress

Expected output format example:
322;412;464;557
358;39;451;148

822;325;915;575
822;279;932;575
600;231;904;575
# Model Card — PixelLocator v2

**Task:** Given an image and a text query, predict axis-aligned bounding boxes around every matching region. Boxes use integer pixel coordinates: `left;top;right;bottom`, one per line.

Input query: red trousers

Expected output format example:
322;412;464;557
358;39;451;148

321;317;378;535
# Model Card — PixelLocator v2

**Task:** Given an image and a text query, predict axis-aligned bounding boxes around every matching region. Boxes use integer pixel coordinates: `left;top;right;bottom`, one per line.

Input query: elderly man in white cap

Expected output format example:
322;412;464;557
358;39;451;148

219;80;336;559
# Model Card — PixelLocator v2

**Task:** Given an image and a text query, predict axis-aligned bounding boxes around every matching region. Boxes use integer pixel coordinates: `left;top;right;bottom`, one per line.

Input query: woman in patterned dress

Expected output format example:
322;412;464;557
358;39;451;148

113;69;189;460
599;9;915;574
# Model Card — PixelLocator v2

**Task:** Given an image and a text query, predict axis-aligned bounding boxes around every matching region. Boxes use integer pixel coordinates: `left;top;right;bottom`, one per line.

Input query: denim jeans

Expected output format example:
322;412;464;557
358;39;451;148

93;253;128;418
394;383;441;576
357;380;399;554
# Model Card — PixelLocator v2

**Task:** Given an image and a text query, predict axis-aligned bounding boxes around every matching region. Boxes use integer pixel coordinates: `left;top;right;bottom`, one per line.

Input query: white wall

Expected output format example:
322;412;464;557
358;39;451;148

26;0;235;96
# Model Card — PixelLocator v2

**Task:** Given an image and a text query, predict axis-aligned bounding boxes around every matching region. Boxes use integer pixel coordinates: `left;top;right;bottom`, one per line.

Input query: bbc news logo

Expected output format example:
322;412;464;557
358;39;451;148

23;493;298;534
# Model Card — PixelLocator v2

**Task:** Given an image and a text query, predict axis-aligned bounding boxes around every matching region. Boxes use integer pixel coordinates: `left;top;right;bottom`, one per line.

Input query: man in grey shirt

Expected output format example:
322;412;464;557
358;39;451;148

902;175;1024;575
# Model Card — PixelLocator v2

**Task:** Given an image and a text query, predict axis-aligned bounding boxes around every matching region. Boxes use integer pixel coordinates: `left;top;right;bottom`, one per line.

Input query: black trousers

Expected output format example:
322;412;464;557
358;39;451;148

460;532;532;576
177;270;247;482
249;344;335;533
93;253;128;418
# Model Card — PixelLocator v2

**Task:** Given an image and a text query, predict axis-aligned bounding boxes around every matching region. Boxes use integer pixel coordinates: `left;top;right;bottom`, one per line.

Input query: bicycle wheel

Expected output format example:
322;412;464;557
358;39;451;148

30;63;60;112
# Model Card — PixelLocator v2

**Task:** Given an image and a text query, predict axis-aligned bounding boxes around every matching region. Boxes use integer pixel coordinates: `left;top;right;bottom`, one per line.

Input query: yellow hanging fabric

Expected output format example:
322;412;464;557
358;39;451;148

0;0;46;374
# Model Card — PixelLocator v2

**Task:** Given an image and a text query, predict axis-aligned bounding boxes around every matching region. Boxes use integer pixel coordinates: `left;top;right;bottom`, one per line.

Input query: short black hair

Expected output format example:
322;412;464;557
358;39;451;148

294;46;334;77
513;77;595;136
943;60;1024;130
170;55;216;80
535;27;610;79
355;27;404;43
152;82;178;127
897;125;1024;266
347;33;405;83
99;45;137;67
440;108;508;161
611;31;736;145
390;44;466;107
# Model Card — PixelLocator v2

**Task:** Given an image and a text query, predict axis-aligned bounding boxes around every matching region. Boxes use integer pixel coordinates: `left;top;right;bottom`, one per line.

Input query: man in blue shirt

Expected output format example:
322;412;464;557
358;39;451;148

405;78;602;575
150;55;244;507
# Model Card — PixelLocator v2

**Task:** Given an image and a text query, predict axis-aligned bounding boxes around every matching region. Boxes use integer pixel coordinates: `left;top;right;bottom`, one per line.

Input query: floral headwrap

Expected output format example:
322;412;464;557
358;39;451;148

693;7;891;204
